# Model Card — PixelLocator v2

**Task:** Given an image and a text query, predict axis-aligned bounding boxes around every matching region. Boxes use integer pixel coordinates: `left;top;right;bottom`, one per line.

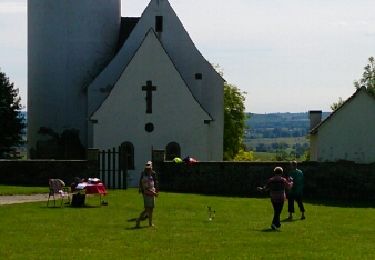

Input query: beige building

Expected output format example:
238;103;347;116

28;0;223;169
89;0;224;186
310;87;375;163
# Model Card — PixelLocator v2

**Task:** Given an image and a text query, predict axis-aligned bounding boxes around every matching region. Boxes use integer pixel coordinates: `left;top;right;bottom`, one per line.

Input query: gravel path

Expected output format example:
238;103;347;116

0;193;49;205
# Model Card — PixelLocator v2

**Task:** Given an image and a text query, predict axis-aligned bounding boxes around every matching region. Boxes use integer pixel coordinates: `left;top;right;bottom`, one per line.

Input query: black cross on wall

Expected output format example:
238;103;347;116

142;80;157;113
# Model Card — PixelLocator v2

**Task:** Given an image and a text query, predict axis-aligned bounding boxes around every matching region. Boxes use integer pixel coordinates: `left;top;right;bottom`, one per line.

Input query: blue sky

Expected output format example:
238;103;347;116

1;0;374;113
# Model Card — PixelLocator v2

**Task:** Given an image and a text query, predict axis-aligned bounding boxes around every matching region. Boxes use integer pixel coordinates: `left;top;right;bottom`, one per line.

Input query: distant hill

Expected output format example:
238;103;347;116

244;112;330;159
245;112;330;139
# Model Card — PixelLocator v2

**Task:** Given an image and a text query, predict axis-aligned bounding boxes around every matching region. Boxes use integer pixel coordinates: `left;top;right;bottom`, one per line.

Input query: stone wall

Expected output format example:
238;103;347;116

0;160;99;186
156;161;375;201
1;159;375;201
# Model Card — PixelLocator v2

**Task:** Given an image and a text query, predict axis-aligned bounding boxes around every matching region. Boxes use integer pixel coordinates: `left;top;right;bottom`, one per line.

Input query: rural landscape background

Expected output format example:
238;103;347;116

245;112;330;161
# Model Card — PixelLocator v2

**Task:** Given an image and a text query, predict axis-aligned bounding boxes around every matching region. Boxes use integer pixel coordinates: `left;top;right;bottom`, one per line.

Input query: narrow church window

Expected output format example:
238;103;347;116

155;16;163;32
165;142;181;160
142;80;157;113
145;123;154;132
195;73;203;80
120;142;134;170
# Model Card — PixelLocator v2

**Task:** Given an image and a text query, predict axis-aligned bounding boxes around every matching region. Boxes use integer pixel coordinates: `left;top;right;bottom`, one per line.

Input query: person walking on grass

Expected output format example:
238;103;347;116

137;161;158;220
136;161;158;228
257;167;293;230
287;161;305;220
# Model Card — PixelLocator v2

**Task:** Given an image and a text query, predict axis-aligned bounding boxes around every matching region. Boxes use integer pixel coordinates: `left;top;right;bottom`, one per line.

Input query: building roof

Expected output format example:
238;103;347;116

116;17;140;52
91;29;213;121
87;0;223;119
310;87;371;134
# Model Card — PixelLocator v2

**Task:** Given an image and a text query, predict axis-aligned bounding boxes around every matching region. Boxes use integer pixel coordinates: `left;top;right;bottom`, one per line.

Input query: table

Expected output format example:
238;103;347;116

85;182;107;195
75;181;107;206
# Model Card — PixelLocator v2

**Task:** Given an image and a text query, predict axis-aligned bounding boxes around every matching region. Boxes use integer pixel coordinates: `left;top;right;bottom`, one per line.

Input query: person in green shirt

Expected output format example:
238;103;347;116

287;161;305;220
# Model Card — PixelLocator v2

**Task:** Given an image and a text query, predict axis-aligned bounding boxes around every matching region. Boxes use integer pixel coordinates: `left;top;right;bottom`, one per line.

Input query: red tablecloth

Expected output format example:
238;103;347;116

84;183;107;195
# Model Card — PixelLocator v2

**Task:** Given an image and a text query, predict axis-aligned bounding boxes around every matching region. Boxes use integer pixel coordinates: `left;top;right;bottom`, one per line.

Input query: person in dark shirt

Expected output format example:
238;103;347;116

286;161;305;220
258;167;293;230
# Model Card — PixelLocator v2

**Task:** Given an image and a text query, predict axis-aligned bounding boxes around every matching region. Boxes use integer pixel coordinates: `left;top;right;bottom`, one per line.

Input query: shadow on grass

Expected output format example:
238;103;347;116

305;198;375;208
281;217;297;223
125;226;149;230
260;228;280;232
198;192;375;209
71;205;102;208
43;204;102;209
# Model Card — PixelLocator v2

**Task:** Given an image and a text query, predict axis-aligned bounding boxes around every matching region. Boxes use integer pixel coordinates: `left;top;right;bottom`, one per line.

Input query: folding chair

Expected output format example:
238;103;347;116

47;179;70;207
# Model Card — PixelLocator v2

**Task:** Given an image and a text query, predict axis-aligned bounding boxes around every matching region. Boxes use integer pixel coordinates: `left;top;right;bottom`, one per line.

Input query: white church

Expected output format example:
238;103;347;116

28;0;224;186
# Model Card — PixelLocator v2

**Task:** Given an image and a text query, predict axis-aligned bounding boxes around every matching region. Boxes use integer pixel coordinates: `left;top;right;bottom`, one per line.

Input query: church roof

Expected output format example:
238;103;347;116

91;28;213;121
310;87;372;134
87;0;223;117
116;17;140;52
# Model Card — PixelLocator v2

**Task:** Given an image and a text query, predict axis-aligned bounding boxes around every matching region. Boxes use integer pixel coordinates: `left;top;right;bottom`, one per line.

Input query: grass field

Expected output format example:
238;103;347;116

245;137;309;150
253;151;276;161
245;136;309;146
1;188;374;259
0;185;46;196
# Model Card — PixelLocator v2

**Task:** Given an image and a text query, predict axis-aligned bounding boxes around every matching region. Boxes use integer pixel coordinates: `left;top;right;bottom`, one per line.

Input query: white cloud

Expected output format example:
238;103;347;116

331;21;348;27
0;1;26;14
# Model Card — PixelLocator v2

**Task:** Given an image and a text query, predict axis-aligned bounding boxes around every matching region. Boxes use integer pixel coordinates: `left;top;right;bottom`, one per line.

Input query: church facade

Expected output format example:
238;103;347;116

28;0;224;186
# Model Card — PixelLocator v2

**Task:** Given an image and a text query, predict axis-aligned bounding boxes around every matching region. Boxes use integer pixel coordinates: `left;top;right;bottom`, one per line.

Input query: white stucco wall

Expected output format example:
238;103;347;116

88;0;223;160
92;31;212;186
28;0;120;152
310;90;375;163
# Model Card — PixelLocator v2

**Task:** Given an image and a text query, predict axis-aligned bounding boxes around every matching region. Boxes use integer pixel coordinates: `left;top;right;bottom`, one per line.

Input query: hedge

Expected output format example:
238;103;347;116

156;161;375;201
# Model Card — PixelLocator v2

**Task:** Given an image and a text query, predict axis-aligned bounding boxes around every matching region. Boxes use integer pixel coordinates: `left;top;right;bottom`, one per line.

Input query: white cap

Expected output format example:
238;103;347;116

145;161;152;169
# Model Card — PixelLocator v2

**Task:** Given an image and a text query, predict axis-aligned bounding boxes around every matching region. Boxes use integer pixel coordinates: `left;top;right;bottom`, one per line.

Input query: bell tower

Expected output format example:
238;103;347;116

28;0;121;158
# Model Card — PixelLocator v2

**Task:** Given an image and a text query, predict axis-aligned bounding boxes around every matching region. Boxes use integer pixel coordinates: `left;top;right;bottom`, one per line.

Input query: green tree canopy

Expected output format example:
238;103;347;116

330;97;344;111
223;82;247;160
213;64;247;160
0;69;24;157
332;56;375;111
354;56;375;95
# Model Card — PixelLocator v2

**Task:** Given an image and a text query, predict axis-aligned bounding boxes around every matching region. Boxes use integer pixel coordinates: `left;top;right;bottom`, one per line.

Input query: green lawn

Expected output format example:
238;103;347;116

0;189;374;259
0;185;47;196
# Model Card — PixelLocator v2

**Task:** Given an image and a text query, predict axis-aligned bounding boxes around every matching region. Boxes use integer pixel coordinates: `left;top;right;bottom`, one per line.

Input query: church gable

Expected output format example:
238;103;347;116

88;0;223;117
124;0;224;102
91;29;212;129
88;0;223;160
91;29;219;186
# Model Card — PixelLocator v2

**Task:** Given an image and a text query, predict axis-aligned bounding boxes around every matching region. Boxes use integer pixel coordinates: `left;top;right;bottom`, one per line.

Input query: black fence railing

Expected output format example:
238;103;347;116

98;147;127;189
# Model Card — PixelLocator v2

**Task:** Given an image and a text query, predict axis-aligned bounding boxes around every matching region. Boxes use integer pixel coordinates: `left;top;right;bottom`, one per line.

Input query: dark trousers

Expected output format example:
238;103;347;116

271;201;284;228
288;194;305;213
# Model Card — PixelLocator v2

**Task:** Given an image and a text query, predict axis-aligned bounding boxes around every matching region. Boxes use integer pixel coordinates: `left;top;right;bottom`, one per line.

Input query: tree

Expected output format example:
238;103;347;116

213;64;247;160
0;69;24;158
233;149;254;161
223;82;247;160
330;97;344;111
332;57;375;111
354;56;375;95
